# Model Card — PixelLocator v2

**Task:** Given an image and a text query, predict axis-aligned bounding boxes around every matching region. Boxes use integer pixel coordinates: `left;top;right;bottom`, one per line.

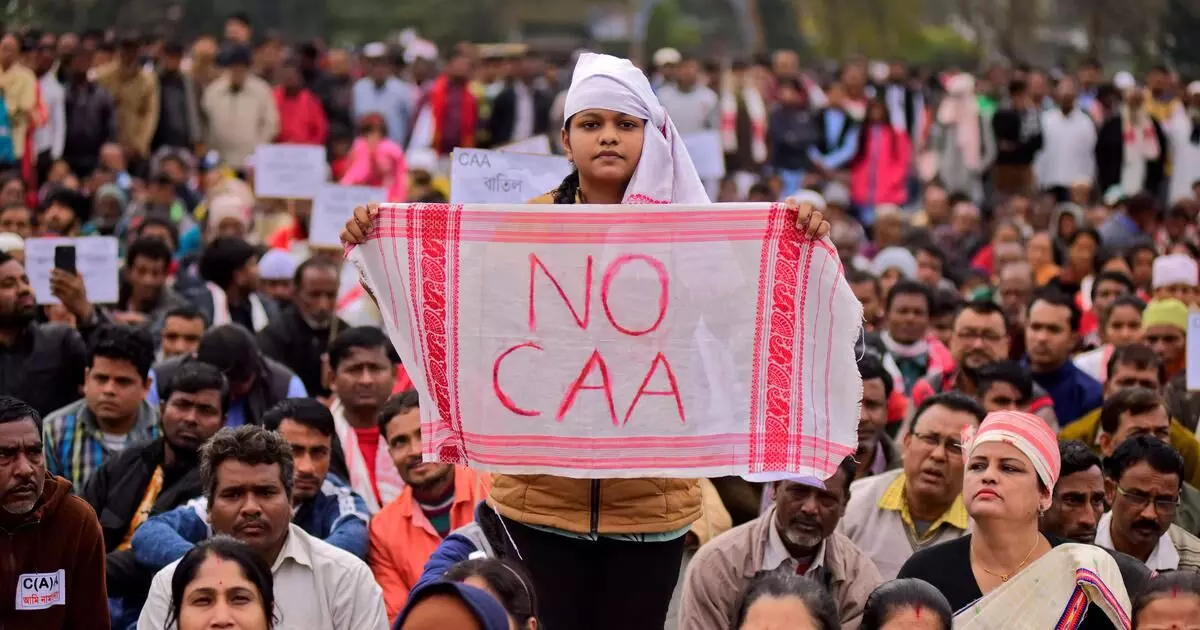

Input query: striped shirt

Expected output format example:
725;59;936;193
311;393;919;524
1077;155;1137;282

43;399;160;491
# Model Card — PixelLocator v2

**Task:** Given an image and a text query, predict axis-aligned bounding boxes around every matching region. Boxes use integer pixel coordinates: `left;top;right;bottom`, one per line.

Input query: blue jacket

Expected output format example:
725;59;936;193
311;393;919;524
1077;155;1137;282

1030;359;1104;426
414;506;498;591
130;472;369;569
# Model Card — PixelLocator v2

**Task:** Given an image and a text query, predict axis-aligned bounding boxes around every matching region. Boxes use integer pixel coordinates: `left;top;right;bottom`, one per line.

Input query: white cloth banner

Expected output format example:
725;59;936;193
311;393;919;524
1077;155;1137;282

348;202;861;478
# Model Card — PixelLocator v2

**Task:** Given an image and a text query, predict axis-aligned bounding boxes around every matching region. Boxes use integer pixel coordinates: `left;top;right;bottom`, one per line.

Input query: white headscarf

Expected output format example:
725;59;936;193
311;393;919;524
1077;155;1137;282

563;53;710;204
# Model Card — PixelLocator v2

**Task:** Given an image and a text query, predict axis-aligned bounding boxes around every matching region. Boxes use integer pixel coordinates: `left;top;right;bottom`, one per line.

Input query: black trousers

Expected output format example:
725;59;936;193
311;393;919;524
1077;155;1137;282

497;514;686;630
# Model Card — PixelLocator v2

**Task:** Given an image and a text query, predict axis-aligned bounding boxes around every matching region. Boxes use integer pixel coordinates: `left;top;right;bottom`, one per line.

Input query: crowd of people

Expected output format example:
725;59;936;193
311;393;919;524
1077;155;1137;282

4;8;1200;630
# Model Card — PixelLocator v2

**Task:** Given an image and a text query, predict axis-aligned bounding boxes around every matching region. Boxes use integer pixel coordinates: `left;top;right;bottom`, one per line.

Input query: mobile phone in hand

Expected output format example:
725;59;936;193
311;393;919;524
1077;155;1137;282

54;245;77;275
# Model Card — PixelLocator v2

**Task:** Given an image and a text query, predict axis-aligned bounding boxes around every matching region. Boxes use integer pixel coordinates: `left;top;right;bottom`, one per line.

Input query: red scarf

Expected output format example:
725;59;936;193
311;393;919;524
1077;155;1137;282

429;76;477;152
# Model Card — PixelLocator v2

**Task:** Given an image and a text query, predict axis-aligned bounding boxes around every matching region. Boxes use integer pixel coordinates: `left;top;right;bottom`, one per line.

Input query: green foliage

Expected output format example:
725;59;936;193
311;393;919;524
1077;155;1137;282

908;25;978;67
645;0;705;55
1163;0;1200;77
759;0;807;54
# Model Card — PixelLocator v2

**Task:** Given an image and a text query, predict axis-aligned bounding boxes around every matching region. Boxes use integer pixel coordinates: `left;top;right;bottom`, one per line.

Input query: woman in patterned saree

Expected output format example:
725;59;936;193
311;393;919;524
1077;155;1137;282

898;410;1146;629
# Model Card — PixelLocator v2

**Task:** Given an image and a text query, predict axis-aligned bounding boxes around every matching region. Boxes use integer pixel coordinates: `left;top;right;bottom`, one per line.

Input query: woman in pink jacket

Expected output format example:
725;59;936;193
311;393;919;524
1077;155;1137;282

850;98;912;225
341;112;408;202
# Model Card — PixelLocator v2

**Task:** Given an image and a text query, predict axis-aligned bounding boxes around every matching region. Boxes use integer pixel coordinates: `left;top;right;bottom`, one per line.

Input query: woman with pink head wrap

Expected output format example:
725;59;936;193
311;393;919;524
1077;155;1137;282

899;411;1140;629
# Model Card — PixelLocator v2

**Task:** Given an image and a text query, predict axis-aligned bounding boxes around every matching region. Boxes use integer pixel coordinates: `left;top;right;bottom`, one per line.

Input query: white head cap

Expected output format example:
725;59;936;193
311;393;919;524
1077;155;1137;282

362;42;388;60
563;53;708;204
0;232;23;253
652;48;682;68
1153;253;1199;289
258;249;298;281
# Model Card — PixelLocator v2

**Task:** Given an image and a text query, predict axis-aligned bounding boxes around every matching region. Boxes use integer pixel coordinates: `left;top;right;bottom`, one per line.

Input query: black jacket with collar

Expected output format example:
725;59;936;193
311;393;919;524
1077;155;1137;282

486;80;552;147
257;304;348;398
82;437;203;554
82;437;204;596
0;322;88;417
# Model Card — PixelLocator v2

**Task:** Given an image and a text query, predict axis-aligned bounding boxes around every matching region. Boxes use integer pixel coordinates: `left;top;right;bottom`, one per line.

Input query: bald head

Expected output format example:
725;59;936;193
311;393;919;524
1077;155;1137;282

1000;261;1034;284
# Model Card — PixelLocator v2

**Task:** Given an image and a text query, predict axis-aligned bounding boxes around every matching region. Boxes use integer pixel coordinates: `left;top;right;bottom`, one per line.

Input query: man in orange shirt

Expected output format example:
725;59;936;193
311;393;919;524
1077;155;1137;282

367;389;490;621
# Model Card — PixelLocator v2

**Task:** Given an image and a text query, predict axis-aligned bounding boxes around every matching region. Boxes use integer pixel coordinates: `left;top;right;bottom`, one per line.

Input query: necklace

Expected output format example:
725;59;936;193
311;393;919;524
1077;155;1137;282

972;535;1041;582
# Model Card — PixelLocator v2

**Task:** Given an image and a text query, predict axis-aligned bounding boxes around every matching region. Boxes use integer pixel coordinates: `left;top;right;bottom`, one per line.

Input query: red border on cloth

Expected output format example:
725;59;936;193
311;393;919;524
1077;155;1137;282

411;204;469;464
360;203;852;475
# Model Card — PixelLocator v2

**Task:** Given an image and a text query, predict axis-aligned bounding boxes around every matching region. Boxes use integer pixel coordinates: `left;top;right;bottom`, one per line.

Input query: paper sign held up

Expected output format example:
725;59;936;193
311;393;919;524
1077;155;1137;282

682;131;726;180
25;237;120;305
349;202;861;479
253;144;327;200
310;184;387;247
450;148;573;204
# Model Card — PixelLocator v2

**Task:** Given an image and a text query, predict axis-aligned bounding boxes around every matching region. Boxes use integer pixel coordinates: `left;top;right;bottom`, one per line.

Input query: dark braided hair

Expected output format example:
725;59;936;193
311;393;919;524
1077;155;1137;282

554;114;581;204
552;169;580;204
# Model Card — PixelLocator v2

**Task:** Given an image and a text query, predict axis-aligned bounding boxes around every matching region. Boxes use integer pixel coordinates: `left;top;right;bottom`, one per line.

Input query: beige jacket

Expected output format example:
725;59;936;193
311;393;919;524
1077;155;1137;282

95;63;159;156
201;74;278;169
679;506;882;630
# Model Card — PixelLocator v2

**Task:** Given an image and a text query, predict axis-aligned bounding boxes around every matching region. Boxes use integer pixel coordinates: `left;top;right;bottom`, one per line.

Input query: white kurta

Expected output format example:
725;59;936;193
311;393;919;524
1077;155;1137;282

1167;109;1200;204
1035;107;1098;189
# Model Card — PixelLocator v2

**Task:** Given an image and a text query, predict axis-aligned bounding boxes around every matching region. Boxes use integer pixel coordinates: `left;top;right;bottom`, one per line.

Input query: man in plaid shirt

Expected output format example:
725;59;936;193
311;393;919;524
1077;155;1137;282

43;324;160;490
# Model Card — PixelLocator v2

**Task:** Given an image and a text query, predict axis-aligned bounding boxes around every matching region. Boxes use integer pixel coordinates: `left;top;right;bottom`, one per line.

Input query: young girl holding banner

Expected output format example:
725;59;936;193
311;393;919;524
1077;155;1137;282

341;52;832;629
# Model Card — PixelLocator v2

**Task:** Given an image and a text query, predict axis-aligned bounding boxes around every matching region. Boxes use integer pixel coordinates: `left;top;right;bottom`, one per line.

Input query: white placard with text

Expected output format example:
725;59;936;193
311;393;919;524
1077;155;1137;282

310;184;387;247
25;237;120;305
253;144;327;200
450;148;573;203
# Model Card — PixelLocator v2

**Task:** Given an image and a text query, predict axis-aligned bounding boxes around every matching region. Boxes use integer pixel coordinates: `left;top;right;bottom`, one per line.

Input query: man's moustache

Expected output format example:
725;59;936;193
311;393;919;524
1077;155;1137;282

1132;519;1162;534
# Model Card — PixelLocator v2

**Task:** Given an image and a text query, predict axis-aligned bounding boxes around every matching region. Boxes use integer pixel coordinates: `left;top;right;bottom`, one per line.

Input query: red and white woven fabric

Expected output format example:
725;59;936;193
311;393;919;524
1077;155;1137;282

348;202;862;479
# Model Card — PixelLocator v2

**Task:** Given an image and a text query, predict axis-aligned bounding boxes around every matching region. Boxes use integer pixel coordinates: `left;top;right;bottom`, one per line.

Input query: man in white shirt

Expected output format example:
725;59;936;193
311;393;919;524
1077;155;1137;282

138;425;387;629
656;56;719;135
1096;435;1200;572
1036;77;1097;195
32;37;66;181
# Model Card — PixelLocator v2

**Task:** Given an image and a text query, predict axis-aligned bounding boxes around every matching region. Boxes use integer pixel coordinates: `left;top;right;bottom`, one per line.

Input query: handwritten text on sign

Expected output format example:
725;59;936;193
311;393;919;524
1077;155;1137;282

350;202;863;478
492;252;684;426
450;148;573;203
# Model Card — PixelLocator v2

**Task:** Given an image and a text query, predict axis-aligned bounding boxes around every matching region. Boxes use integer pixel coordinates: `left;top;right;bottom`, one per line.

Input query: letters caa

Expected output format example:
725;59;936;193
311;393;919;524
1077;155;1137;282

15;569;66;610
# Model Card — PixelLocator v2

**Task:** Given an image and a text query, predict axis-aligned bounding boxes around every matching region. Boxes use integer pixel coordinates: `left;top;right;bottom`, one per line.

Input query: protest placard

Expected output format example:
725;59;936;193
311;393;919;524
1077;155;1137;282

349;203;861;479
310;184;387;247
450;148;573;203
682;130;726;180
25;237;120;305
253;144;327;200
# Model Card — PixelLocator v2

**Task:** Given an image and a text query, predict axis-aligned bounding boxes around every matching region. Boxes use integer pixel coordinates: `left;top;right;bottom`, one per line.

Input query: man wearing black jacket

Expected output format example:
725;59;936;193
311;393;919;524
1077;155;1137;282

62;48;116;178
258;258;348;397
486;51;552;148
992;79;1043;196
0;251;88;417
83;361;228;553
82;361;228;620
151;41;201;153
